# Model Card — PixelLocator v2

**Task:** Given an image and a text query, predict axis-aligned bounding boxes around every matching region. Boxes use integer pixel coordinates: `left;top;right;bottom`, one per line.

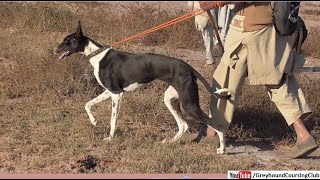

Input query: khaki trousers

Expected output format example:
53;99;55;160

210;28;312;130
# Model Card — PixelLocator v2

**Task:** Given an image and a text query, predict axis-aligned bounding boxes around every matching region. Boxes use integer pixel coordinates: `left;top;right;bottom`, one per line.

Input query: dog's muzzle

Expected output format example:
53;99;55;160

53;47;71;60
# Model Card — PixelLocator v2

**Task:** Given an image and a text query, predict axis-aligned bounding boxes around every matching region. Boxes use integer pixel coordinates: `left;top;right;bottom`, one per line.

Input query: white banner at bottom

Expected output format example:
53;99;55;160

228;170;320;179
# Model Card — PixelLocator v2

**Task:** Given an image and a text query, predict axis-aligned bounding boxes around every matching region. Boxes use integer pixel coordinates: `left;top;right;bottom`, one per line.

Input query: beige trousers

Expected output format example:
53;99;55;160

210;27;312;130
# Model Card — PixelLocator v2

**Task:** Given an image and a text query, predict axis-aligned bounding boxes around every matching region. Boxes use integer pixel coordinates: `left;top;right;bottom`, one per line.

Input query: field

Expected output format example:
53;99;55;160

0;2;319;174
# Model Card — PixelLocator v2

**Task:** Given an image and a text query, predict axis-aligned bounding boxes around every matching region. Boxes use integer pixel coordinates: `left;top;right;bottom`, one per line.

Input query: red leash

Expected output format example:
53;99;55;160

111;3;210;47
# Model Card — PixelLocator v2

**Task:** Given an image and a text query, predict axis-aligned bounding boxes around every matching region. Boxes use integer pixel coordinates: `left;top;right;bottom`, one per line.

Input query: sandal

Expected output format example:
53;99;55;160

292;136;319;159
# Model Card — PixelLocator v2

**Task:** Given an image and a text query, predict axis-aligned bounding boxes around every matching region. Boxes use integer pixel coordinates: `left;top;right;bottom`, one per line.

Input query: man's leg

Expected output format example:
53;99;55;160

266;74;318;158
202;24;215;65
220;6;235;46
293;118;313;145
184;41;249;143
210;8;224;61
212;42;248;123
182;57;246;143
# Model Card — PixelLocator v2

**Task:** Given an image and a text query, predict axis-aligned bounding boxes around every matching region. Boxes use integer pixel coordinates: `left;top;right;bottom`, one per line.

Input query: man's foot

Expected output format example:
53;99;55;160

182;133;220;148
292;135;319;159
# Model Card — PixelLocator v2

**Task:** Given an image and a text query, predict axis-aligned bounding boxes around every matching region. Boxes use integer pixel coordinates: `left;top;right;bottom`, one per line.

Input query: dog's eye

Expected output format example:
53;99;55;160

63;40;71;45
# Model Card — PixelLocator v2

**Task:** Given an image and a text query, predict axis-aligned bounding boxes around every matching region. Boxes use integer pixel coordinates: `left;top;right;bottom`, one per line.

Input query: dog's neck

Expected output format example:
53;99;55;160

82;39;103;56
82;38;109;58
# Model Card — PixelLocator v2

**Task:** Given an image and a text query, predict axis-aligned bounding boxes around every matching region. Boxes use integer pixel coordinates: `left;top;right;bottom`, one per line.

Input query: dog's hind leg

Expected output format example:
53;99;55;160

104;92;123;141
178;81;214;129
85;90;112;126
214;128;226;154
162;86;189;143
178;79;226;154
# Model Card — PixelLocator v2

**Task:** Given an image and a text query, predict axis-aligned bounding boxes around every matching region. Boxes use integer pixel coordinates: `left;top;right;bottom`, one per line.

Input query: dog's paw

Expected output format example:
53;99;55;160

216;147;225;155
90;118;97;126
162;138;168;143
162;138;178;144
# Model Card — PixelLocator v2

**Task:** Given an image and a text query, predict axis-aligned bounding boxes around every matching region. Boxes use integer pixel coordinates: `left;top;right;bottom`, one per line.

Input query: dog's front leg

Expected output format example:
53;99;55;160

85;90;112;126
104;93;123;141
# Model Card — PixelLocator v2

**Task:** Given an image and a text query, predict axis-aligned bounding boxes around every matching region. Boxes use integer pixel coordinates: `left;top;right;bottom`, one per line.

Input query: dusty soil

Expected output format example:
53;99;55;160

0;1;319;173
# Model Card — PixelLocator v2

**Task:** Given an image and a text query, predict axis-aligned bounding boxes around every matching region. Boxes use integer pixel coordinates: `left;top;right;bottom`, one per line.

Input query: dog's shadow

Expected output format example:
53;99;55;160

224;138;275;155
301;155;320;160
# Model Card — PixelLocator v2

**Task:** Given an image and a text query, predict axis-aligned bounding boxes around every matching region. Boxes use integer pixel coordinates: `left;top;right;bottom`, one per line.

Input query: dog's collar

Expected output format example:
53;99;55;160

86;46;111;59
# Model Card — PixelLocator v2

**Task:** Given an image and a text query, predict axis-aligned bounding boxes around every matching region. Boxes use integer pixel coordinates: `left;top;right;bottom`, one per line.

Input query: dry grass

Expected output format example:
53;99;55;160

0;2;319;173
302;27;320;58
302;9;320;16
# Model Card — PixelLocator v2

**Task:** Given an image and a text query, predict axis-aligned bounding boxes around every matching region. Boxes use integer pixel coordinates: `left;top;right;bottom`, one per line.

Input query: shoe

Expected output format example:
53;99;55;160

291;136;319;159
182;133;220;148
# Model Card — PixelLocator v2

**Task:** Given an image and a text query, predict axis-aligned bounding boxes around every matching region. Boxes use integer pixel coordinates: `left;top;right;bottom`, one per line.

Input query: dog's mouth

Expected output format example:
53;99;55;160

58;51;71;60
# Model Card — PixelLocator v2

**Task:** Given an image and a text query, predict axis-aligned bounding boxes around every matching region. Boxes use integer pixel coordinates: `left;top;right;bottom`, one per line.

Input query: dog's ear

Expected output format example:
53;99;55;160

76;21;83;36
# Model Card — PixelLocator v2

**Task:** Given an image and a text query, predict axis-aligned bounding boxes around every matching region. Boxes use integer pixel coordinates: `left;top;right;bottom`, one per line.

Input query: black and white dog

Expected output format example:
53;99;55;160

53;22;230;154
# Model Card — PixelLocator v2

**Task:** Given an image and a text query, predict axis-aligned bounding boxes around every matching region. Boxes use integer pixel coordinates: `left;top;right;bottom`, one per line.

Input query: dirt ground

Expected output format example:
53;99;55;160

0;1;319;174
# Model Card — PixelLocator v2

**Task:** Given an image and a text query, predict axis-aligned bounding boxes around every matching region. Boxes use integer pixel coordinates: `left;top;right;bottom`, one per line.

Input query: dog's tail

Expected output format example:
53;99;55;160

192;69;232;100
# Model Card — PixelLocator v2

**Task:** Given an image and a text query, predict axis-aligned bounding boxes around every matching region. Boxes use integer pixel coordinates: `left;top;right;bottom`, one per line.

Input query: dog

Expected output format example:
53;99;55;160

53;21;231;154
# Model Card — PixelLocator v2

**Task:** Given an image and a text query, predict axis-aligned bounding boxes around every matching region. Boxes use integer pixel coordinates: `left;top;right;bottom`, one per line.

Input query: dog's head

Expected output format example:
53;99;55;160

53;21;88;60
